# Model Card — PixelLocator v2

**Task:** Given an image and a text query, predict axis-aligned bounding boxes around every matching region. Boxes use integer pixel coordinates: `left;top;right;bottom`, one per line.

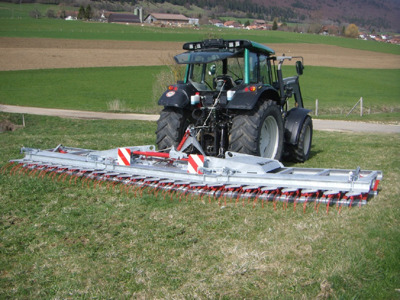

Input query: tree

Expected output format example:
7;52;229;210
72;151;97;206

59;10;66;19
46;9;56;19
307;23;321;34
78;5;85;20
345;24;359;38
84;5;92;20
272;19;278;30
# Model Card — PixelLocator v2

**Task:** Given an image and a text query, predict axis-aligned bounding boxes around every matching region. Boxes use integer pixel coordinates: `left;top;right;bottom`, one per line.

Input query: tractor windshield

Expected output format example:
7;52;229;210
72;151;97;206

174;51;241;64
176;51;245;92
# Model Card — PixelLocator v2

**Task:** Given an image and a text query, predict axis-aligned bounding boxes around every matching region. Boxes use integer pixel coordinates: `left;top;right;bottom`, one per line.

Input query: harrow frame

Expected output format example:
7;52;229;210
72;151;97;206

5;143;383;211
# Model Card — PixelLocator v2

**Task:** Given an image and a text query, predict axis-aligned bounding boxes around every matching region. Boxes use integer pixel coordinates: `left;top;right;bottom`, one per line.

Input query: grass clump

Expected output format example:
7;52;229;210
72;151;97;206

106;99;127;112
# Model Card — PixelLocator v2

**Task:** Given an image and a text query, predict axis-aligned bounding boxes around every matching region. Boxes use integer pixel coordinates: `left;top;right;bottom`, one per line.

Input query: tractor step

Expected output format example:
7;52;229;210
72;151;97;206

4;144;382;211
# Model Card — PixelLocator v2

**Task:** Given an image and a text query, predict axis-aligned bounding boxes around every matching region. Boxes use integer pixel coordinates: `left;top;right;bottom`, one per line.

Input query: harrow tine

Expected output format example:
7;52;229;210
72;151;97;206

22;165;30;175
281;188;300;210
252;191;261;208
28;167;38;177
69;169;82;185
321;191;341;213
298;190;319;213
10;163;22;175
1;161;14;174
41;166;55;178
14;164;23;175
50;171;58;180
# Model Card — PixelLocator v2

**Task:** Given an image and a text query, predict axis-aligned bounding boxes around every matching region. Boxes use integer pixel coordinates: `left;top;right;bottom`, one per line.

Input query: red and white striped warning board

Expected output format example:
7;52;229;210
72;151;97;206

118;148;131;166
188;154;204;174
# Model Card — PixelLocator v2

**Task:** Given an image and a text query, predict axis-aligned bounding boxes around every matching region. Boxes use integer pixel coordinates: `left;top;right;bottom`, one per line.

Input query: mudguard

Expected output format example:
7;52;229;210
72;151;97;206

158;89;190;108
227;86;279;110
284;107;312;145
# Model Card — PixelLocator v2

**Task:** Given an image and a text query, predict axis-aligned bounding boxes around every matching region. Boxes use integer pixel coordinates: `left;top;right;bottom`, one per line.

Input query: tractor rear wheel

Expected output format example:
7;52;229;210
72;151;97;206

228;100;284;160
156;107;189;150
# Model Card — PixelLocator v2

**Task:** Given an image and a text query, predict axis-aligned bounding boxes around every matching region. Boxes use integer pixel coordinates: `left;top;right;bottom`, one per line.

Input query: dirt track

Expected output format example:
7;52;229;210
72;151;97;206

2;104;400;133
1;37;399;71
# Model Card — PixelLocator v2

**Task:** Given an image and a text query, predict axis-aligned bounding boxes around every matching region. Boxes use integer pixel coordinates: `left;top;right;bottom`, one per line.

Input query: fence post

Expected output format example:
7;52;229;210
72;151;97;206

315;99;318;116
360;97;363;117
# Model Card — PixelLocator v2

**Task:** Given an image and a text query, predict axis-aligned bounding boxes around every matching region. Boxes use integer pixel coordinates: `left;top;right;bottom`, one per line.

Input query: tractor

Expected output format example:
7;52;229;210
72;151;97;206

7;40;382;208
156;39;312;162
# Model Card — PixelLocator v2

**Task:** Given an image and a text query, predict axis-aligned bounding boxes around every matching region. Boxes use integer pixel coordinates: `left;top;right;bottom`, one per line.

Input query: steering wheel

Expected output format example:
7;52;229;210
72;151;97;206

214;75;236;90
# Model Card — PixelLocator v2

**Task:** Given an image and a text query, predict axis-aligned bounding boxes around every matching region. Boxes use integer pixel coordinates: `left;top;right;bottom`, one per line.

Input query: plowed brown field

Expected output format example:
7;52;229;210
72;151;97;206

1;37;399;71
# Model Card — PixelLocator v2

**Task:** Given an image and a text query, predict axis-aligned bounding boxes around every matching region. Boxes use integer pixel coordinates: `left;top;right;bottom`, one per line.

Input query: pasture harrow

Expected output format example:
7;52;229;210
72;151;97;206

4;138;382;212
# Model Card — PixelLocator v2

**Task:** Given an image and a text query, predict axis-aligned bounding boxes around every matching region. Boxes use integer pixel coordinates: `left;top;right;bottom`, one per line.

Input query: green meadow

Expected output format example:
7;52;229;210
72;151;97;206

1;66;399;120
0;66;164;113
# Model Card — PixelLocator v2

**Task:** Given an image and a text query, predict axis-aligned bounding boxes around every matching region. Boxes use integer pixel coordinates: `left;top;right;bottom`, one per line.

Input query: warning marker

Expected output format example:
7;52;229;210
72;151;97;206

118;148;131;166
188;154;204;174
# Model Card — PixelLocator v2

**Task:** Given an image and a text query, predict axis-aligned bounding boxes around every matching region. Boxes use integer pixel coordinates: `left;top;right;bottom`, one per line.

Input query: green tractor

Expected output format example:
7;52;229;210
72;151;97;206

156;39;312;162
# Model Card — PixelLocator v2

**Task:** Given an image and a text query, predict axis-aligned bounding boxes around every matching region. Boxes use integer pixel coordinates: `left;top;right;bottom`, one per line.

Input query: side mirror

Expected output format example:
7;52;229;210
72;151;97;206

296;61;304;75
209;64;216;76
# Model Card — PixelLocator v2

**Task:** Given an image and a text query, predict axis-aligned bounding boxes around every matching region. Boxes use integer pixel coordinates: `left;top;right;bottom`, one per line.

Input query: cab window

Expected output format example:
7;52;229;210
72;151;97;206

259;55;271;85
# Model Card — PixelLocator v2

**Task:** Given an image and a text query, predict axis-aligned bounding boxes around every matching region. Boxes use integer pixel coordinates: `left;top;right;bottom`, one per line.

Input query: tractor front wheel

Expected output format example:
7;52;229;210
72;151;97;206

229;100;284;161
286;116;313;162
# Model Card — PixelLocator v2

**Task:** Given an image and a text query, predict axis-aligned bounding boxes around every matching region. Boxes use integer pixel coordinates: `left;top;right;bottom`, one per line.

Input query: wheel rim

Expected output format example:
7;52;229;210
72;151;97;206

303;125;311;155
259;115;279;158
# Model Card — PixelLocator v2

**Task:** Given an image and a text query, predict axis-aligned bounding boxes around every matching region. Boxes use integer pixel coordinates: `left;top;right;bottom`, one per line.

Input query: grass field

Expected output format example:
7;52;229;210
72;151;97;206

0;66;166;113
1;65;399;120
1;3;400;55
0;113;399;298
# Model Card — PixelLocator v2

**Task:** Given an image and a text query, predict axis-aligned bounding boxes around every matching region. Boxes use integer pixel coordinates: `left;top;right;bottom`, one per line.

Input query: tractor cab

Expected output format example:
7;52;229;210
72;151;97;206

173;39;275;95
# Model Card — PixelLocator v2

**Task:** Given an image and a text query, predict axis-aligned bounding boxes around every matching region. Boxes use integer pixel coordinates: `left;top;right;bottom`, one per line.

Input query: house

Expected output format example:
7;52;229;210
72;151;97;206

374;35;386;43
246;25;259;30
224;20;241;28
209;19;224;27
188;18;199;26
248;20;272;30
108;13;141;24
253;20;266;27
388;37;400;44
264;23;273;30
144;13;189;26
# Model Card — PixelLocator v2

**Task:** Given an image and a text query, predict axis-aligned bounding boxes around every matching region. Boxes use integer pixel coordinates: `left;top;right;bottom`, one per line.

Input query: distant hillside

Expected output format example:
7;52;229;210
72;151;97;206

144;0;400;32
251;0;400;32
